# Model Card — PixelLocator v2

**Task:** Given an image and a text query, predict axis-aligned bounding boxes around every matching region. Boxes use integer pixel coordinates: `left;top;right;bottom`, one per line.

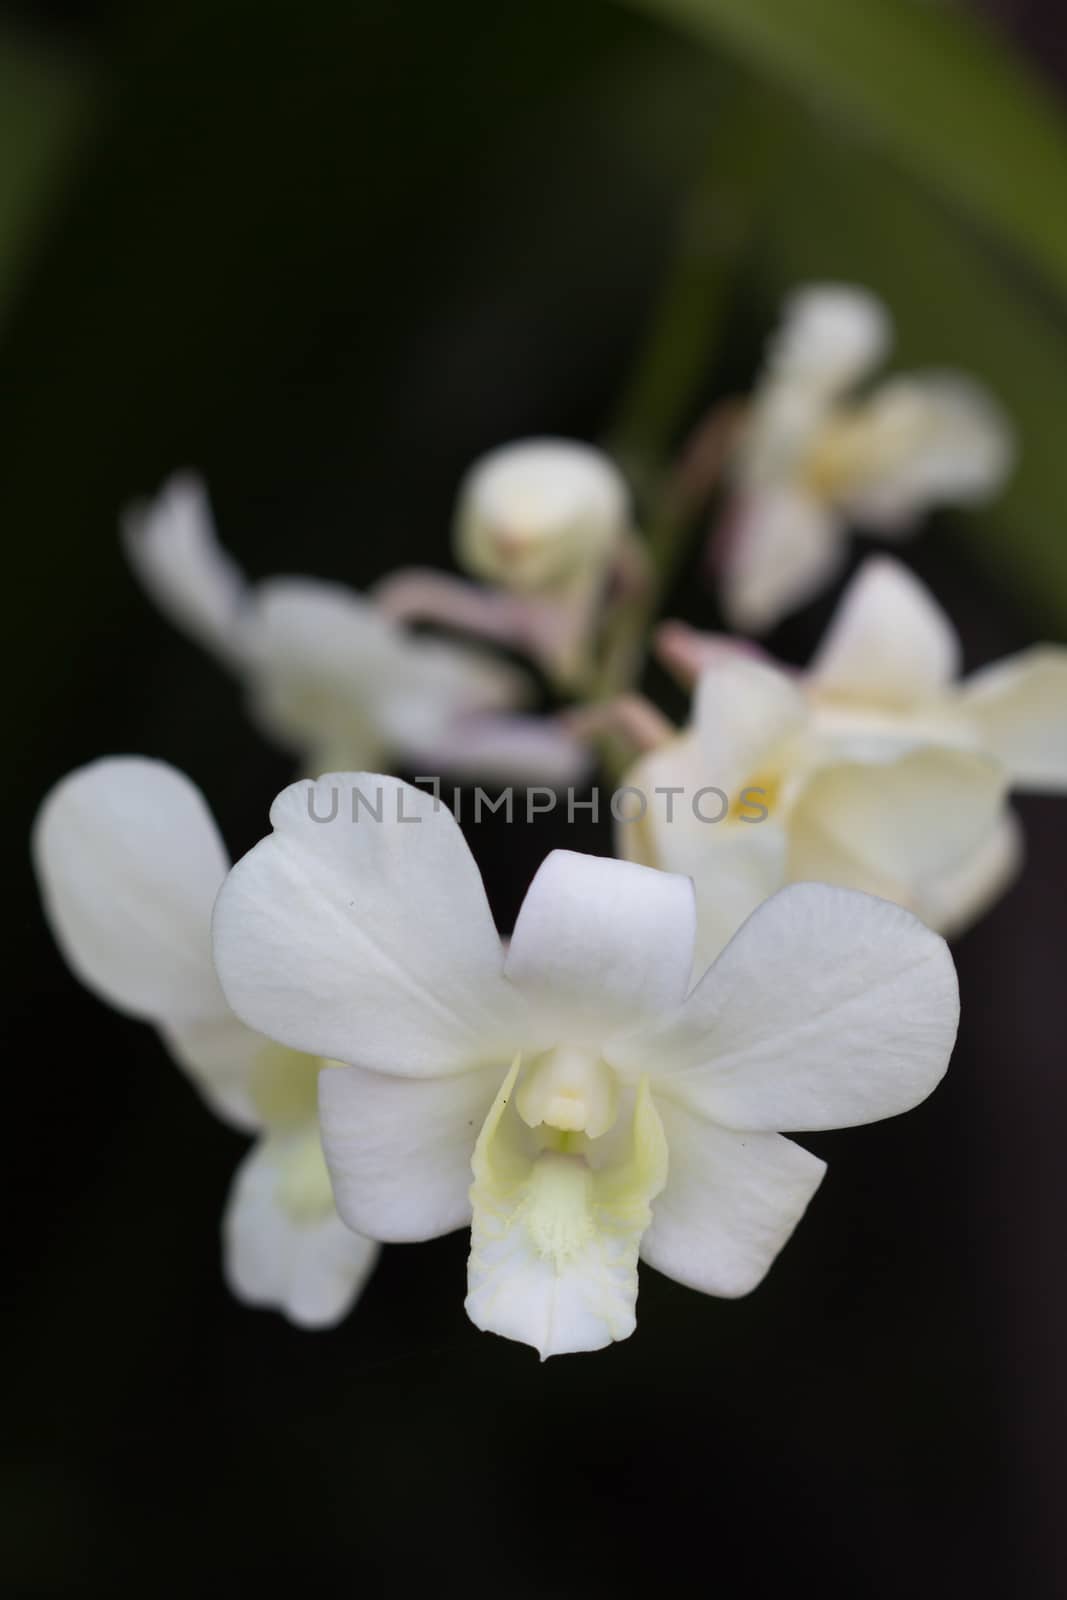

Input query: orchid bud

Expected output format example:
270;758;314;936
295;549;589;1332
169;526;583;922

454;437;629;593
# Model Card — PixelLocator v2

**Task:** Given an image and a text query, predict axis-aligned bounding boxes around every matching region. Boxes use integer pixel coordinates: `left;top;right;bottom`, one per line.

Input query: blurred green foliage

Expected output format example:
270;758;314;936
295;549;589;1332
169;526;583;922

0;25;91;328
6;1;1067;626
614;0;1067;625
620;0;1067;296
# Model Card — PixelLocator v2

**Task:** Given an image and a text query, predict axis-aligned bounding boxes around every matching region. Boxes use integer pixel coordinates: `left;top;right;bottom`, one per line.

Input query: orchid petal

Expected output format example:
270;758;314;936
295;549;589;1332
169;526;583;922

768;284;890;398
505;851;696;1045
243;578;400;770
788;747;1008;906
718;487;846;634
33;757;229;1025
374;639;530;761
121;473;249;665
809;557;961;705
917;808;1024;938
836;374;1015;529
223;1131;379;1329
960;646;1067;792
618;736;789;973
614;883;958;1133
641;1100;825;1297
213;774;524;1075
318;1060;504;1241
692;654;808;796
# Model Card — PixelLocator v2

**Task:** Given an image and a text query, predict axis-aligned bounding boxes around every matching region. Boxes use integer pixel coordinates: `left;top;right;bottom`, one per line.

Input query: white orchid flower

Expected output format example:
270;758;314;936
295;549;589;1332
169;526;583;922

374;438;641;691
716;284;1014;631
32;757;378;1327
122;473;587;783
632;556;1066;963
212;772;958;1360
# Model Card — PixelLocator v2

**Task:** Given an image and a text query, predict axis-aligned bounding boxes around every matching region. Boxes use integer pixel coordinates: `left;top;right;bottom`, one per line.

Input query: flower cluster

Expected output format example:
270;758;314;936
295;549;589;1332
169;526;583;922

626;556;1067;964
32;283;1066;1357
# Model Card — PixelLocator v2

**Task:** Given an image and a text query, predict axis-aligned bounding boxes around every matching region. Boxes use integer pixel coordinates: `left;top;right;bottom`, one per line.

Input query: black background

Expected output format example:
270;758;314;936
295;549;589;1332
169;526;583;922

5;3;1066;1595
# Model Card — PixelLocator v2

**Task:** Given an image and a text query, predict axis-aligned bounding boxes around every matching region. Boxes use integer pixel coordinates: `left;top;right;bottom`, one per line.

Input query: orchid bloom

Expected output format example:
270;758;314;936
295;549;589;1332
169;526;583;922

32;758;378;1327
715;284;1014;631
627;556;1066;964
381;439;641;690
123;473;586;783
212;772;957;1359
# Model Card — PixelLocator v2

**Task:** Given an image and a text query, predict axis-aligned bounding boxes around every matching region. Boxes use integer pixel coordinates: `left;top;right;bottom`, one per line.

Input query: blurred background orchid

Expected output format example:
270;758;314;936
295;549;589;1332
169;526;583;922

9;1;1067;1597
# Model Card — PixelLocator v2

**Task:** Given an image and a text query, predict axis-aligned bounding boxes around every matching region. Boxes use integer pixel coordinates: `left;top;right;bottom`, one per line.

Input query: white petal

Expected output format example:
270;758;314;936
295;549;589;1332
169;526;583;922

688;828;790;973
213;774;524;1075
614;882;958;1132
809;556;961;705
504;851;696;1044
33;757;229;1025
465;1062;668;1358
788;747;1009;905
243;578;401;769
374;637;530;760
718;487;846;633
836;374;1015;528
246;578;528;771
692;654;809;796
121;473;249;664
618;737;789;972
960;647;1067;792
613;736;708;877
318;1060;504;1241
250;577;399;670
767;284;890;397
641;1099;825;1297
223;1131;379;1329
917;808;1023;939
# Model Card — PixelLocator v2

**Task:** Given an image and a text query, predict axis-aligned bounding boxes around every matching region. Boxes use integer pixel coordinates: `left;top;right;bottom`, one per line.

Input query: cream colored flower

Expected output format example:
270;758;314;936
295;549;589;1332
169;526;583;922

717;285;1014;631
32;758;379;1327
631;557;1066;964
123;473;585;782
213;773;958;1359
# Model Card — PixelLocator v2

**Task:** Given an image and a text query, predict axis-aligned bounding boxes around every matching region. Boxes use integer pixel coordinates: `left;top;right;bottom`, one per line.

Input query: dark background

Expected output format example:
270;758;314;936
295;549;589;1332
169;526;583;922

5;3;1066;1595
